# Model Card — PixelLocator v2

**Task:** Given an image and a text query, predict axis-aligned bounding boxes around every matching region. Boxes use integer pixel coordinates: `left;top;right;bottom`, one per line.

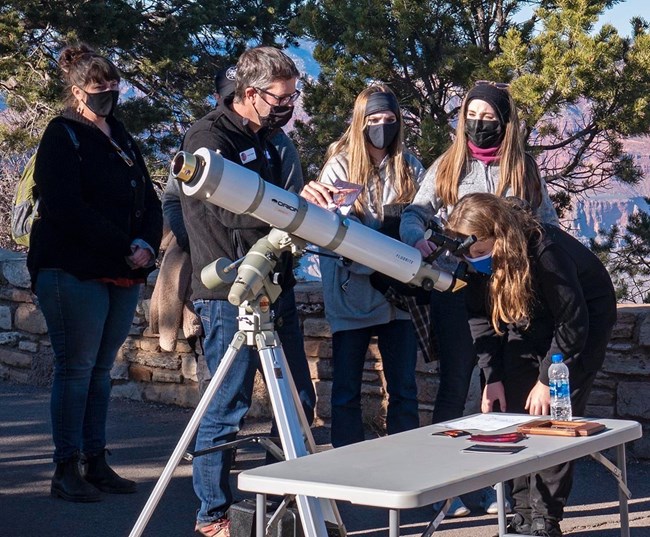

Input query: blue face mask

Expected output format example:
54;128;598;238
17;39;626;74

463;251;493;275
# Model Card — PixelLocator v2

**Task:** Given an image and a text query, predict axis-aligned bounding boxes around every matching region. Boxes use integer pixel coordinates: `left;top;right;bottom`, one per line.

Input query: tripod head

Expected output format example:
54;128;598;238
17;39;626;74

200;228;307;308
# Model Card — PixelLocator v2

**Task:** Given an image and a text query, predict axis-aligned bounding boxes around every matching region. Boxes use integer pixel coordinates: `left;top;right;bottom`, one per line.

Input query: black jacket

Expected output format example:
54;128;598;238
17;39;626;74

467;224;617;385
179;96;294;301
163;127;303;256
27;112;162;286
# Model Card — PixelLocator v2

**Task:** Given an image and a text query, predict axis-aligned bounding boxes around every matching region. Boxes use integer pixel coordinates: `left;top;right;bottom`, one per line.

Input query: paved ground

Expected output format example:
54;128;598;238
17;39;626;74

1;379;649;537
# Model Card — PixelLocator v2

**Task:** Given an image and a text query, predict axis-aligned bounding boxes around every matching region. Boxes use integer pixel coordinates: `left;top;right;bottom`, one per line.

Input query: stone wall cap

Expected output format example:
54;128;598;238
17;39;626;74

0;248;27;261
617;304;650;313
295;281;322;291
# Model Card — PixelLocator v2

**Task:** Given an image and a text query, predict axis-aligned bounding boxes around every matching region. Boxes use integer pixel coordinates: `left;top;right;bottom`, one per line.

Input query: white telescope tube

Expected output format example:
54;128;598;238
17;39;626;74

172;148;462;293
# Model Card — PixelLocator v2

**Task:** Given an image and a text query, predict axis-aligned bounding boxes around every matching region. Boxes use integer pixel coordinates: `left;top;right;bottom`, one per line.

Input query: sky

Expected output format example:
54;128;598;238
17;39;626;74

603;0;648;34
516;0;648;36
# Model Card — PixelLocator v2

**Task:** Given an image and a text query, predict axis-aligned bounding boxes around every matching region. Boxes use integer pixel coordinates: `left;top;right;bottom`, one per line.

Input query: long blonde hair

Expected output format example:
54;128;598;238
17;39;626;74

320;84;416;215
435;90;542;209
447;193;542;333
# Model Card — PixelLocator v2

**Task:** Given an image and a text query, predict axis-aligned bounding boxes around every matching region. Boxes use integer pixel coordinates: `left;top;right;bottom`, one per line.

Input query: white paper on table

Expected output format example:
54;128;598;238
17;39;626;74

442;414;537;432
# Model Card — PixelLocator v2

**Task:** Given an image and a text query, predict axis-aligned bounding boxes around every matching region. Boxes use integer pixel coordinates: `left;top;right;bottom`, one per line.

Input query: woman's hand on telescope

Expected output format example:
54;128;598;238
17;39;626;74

300;180;339;209
414;238;437;258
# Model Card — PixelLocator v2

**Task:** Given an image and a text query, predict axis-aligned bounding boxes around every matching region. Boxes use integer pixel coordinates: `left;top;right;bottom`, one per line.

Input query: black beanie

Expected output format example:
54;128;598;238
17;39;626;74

465;84;511;124
214;66;237;98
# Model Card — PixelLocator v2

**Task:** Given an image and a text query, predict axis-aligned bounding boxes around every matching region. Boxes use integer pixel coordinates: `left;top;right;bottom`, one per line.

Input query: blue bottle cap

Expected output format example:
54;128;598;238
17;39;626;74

551;353;563;363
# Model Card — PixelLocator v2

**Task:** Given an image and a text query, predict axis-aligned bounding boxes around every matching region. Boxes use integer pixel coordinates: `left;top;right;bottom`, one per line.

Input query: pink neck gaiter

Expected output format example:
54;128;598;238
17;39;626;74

468;140;501;164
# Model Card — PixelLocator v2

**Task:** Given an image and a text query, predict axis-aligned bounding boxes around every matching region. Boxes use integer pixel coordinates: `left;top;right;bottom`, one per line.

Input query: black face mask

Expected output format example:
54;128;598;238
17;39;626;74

465;119;504;148
364;122;399;150
259;104;294;130
83;89;119;117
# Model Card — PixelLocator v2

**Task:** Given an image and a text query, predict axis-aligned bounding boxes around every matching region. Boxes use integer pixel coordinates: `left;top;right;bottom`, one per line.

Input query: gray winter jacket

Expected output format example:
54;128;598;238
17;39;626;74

399;156;559;270
319;151;425;333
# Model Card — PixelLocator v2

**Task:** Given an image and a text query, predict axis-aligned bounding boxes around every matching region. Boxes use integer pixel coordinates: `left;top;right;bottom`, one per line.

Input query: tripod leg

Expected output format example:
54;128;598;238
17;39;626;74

257;333;346;537
278;344;347;533
129;331;247;537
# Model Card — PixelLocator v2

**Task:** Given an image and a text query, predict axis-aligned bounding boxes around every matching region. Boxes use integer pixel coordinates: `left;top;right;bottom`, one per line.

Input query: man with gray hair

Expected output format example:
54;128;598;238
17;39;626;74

214;64;304;196
179;46;315;537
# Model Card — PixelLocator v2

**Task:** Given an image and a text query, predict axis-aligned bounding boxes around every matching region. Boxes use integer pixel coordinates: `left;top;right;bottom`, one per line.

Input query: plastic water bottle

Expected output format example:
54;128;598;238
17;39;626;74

549;353;572;421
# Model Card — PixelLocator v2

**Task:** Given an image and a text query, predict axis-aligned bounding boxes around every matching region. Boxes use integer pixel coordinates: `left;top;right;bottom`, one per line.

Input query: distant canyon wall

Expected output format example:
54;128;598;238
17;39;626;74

567;196;650;241
555;137;650;242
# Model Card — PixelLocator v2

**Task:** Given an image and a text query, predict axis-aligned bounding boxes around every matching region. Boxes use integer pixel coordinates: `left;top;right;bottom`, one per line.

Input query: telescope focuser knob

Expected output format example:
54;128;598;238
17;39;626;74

421;278;434;291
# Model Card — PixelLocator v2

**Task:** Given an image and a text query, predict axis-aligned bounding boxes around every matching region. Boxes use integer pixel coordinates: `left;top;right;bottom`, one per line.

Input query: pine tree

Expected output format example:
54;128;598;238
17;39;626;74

492;0;650;203
591;201;650;303
293;0;650;202
0;0;301;248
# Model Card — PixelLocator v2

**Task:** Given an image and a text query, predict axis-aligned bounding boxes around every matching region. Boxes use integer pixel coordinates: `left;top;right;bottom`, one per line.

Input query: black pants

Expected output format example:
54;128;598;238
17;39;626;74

429;288;477;424
501;309;614;522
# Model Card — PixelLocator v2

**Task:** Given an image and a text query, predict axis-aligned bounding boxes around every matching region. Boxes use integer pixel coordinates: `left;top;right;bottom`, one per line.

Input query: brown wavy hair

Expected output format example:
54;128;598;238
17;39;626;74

447;193;542;333
435;89;542;209
320;84;416;216
59;44;120;108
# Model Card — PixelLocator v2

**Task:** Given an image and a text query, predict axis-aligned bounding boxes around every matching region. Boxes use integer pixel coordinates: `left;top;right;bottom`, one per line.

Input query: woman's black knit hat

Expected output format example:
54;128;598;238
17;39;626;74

466;84;511;124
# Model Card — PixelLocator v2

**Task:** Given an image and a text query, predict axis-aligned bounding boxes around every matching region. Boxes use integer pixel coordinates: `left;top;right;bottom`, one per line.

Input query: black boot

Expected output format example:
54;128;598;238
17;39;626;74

531;518;563;537
51;455;101;502
83;450;136;494
507;512;532;534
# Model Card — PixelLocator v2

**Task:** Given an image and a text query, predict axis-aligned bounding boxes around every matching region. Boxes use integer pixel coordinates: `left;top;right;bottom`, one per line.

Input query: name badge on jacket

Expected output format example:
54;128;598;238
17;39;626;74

239;148;256;164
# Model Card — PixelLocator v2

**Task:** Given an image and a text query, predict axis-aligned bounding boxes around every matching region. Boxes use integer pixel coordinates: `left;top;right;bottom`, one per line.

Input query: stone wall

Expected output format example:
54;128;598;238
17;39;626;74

1;249;648;458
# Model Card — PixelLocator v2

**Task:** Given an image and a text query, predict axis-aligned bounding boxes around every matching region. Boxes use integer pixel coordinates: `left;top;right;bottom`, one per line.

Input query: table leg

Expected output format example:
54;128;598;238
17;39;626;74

616;444;630;537
389;509;400;537
495;483;507;536
256;493;266;537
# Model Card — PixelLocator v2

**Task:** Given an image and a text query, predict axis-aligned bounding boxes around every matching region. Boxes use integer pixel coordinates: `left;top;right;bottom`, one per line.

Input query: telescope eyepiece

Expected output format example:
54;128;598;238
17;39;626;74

424;227;476;256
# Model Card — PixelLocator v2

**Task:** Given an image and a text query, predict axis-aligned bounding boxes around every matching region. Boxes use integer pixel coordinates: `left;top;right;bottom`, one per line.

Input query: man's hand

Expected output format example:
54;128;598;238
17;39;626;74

414;238;437;258
482;381;506;413
300;181;339;209
525;380;551;416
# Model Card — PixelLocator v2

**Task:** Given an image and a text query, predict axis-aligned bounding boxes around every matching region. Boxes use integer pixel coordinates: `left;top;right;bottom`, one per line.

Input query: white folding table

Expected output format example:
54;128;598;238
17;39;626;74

238;415;641;537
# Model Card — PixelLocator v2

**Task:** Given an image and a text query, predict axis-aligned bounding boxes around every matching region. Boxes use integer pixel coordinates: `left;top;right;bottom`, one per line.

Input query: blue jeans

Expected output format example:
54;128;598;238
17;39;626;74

331;320;419;447
429;289;477;423
192;289;315;524
35;269;141;462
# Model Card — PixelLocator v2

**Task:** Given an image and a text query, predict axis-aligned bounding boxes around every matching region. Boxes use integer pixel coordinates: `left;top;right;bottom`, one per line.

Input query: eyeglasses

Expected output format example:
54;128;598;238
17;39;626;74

254;87;301;106
475;80;510;90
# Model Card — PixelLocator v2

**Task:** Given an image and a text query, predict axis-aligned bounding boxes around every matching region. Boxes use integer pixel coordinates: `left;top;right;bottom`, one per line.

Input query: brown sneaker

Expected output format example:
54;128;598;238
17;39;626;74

195;517;230;537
